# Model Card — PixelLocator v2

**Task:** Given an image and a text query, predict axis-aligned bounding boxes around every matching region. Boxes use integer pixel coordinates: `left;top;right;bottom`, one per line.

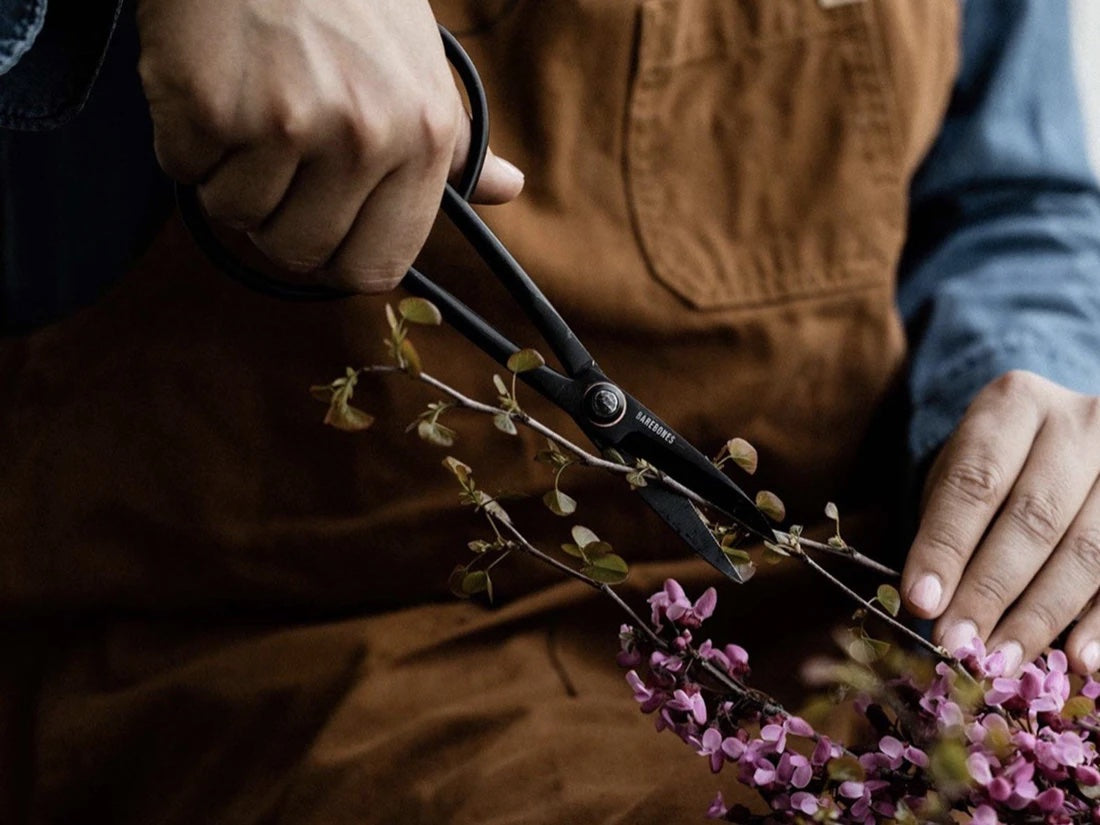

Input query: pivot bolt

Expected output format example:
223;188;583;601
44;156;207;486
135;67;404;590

584;382;627;427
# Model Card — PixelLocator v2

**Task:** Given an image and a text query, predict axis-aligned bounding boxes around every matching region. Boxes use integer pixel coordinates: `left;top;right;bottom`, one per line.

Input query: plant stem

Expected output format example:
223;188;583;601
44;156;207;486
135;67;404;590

367;364;895;574
793;547;974;682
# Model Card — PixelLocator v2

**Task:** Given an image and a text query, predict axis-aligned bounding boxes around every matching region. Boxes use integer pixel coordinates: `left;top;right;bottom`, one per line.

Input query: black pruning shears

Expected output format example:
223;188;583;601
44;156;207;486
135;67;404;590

177;27;776;584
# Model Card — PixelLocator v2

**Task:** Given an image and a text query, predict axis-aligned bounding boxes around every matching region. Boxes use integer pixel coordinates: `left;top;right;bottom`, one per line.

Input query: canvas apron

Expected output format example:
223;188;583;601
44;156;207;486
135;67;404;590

0;1;959;821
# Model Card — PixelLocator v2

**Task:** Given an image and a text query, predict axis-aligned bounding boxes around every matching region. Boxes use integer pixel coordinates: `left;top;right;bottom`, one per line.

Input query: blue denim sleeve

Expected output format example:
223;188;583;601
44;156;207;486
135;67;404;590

898;0;1100;465
0;0;123;130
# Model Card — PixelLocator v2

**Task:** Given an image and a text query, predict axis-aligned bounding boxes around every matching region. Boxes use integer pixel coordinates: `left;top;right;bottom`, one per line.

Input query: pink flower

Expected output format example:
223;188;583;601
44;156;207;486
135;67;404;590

697;727;725;773
705;792;728;820
648;579;716;629
666;688;708;725
789;791;818;815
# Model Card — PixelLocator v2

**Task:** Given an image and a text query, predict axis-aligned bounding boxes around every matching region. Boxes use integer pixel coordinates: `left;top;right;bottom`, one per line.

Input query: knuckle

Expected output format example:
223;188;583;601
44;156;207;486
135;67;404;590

1009;490;1064;544
919;524;971;567
968;572;1013;609
941;456;1005;507
1068;528;1100;581
270;97;317;148
991;369;1041;399
1018;599;1066;640
416;101;458;163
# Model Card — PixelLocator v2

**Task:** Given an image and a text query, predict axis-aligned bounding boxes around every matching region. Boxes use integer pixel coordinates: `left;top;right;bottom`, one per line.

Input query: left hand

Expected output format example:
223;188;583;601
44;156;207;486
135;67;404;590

902;370;1100;675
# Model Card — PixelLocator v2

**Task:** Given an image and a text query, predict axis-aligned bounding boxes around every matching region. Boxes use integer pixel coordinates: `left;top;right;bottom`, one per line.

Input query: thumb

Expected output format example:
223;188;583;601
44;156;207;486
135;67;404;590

449;108;525;205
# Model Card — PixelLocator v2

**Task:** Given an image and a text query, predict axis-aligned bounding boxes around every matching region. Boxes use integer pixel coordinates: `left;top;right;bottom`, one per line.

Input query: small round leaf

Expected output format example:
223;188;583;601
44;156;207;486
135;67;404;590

755;490;786;522
571;525;600;549
442;457;472;485
398;297;442;326
461;571;489;596
824;501;839;521
400;338;423;377
726;438;758;475
543;489;577;516
493;413;518;436
876;584;901;617
582;553;629;584
506;348;546;374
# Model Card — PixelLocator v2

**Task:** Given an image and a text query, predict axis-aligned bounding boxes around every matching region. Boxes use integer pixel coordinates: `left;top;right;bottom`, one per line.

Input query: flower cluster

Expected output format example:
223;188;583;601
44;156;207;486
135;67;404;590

620;579;1100;824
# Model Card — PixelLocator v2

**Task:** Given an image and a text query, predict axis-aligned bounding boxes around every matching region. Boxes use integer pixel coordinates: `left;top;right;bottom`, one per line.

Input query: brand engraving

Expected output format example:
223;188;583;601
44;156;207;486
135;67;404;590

635;411;676;445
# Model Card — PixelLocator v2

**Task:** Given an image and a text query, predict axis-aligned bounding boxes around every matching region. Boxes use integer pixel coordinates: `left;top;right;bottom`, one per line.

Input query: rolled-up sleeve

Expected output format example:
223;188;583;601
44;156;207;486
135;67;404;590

0;0;124;130
898;0;1100;464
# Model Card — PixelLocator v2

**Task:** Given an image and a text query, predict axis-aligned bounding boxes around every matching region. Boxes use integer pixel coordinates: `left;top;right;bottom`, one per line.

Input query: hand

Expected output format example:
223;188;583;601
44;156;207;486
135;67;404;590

136;0;524;292
902;371;1100;675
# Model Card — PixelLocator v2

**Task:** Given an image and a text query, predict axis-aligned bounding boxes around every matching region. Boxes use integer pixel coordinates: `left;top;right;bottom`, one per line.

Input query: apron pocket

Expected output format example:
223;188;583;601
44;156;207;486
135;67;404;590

627;0;904;310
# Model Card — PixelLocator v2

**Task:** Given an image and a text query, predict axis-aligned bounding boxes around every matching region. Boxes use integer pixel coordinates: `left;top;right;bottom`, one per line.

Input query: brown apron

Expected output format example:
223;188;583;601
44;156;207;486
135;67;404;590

0;1;959;821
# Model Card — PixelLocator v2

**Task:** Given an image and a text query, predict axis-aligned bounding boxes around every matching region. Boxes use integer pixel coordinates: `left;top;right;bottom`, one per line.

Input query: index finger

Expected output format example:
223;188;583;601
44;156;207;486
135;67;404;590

902;387;1042;621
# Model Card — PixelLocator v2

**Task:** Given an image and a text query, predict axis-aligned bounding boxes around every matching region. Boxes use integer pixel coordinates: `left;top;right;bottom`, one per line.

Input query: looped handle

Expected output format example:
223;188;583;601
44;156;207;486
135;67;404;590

177;25;489;302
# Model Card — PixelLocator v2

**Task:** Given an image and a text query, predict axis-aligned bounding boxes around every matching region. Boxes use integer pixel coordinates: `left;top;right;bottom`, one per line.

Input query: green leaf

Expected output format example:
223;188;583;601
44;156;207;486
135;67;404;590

582;553;629;584
762;544;788;566
726;438;758;475
449;566;469;598
763;540;790;557
755;490;786;522
384;303;399;333
506;348;546;374
543;489;577;516
400;338;423;377
398;297;442;326
876;584;901;617
493;412;518;436
824;501;839;521
461;571;489;596
928;741;970;789
722;547;752;563
492;374;509;397
560;543;586;559
1065;695;1096;720
584;541;614;558
467;540;493;554
323;397;374;432
417;420;455;447
847;637;890;665
442;456;472;485
571;525;600;548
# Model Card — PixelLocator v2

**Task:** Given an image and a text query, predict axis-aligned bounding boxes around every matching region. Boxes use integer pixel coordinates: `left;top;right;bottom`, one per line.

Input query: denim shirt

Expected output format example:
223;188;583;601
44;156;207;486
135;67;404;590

899;0;1100;463
2;0;1100;464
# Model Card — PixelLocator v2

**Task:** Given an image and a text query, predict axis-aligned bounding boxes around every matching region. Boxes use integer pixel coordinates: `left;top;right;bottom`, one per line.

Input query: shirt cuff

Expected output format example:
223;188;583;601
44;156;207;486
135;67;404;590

908;329;1100;463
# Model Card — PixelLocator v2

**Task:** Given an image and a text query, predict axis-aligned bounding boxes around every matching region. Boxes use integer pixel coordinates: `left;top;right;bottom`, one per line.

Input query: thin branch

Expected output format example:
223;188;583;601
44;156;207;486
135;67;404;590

793;547;974;683
367;364;893;573
491;513;788;717
779;533;900;579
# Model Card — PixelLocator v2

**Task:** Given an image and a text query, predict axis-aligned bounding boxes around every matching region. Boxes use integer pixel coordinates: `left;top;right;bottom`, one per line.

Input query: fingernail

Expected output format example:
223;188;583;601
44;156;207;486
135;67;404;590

1082;641;1100;673
995;641;1023;676
941;621;977;656
909;574;942;614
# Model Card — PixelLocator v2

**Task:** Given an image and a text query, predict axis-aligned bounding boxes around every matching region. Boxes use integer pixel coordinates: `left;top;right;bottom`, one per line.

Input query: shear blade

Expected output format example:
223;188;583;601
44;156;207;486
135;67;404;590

634;483;753;584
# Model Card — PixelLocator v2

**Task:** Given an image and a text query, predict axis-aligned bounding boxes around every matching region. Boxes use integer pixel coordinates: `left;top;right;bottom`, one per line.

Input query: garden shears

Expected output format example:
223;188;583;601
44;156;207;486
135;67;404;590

178;27;776;584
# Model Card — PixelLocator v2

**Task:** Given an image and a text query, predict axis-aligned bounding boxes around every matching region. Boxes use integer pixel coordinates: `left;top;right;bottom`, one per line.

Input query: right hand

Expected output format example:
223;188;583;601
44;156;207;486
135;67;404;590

136;0;525;293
